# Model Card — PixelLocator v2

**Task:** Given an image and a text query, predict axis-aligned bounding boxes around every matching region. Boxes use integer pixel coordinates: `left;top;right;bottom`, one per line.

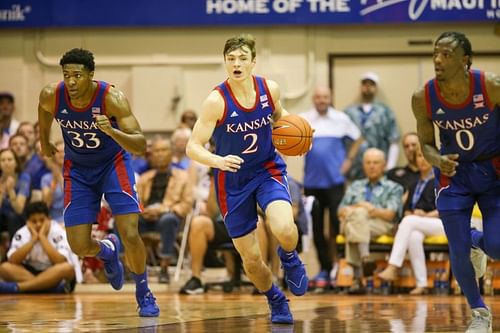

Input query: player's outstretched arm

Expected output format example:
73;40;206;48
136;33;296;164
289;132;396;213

266;79;290;122
100;87;146;156
186;91;243;172
412;87;458;177
38;84;58;158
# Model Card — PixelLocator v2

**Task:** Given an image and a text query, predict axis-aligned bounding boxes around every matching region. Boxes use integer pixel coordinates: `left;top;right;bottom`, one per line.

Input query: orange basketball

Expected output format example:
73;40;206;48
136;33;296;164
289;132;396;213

272;114;313;156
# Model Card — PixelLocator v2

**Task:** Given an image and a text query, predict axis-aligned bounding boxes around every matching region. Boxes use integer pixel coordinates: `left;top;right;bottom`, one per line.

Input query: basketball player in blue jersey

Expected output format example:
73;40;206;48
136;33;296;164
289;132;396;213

37;48;159;317
412;32;500;333
186;34;308;324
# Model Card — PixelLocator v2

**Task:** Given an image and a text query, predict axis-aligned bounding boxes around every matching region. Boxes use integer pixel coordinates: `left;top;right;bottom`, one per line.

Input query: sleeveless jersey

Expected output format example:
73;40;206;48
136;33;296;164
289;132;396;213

425;70;500;162
212;76;276;170
54;81;125;167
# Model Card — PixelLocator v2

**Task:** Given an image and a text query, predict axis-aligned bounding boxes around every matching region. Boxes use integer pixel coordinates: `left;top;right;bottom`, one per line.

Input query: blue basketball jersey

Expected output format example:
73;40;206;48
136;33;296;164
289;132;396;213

425;70;500;162
54;81;126;167
212;76;277;171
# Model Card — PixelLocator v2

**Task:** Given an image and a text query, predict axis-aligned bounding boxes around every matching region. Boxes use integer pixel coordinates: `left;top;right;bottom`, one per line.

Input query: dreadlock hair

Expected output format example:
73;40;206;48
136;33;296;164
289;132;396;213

435;32;473;70
59;48;95;72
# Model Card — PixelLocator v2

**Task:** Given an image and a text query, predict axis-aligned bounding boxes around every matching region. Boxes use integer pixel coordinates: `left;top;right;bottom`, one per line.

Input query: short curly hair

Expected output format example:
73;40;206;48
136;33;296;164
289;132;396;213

59;48;95;72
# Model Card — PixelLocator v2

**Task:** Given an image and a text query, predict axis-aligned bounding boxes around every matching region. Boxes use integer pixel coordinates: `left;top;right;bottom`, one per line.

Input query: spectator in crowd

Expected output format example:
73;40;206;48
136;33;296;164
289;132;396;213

16;122;36;151
338;148;403;294
171;127;192;171
344;72;400;181
0;201;81;294
0;92;19;150
41;140;65;224
24;140;51;197
300;85;362;289
179;110;198;130
378;148;443;295
387;132;420;194
137;136;193;283
131;138;151;176
0;148;31;239
9;133;31;169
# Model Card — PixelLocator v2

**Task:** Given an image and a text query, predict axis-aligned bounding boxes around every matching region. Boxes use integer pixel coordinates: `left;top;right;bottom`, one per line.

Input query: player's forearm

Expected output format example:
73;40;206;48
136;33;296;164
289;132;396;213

8;242;35;265
422;143;443;168
186;142;220;169
108;129;146;156
39;236;67;264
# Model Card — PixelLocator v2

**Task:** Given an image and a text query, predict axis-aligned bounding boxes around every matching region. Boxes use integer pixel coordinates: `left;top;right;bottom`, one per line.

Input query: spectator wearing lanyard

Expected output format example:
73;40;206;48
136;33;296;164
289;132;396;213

378;148;444;295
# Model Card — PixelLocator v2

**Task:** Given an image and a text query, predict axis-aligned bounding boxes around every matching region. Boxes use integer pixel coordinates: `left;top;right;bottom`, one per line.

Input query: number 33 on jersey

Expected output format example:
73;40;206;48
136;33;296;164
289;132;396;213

54;81;125;167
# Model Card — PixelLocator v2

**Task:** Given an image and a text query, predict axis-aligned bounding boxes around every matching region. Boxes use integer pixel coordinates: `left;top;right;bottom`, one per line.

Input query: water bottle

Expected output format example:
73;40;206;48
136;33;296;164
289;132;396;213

433;269;441;295
366;277;374;294
440;269;449;295
380;280;390;295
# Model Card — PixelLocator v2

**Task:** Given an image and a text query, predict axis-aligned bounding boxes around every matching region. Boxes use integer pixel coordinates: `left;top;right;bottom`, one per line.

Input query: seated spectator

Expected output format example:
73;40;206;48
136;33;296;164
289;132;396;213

338;148;403;294
24;140;50;197
0;201;82;293
171;127;192;171
179;110;198;130
0;92;19;149
0;148;31;239
137;137;193;284
41;140;65;224
378;148;444;295
386;132;420;195
16;121;36;151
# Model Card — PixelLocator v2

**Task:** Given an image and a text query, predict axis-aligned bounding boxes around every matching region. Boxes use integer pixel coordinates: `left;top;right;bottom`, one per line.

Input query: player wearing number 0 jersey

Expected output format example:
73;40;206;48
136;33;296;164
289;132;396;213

412;32;500;332
187;34;308;325
38;48;159;317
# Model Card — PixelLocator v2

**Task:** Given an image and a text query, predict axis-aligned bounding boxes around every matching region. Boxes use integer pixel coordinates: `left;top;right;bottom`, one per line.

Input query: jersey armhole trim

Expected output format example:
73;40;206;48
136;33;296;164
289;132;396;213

215;87;228;128
101;83;112;117
479;71;494;111
262;78;276;113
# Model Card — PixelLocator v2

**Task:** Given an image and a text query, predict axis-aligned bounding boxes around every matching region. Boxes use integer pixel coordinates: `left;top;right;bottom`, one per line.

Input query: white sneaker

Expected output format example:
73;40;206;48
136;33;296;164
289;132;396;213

471;247;487;279
466;307;492;333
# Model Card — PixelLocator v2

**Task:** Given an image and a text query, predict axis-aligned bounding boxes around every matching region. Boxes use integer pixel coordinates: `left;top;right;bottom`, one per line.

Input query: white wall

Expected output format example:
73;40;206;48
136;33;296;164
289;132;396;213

1;24;499;179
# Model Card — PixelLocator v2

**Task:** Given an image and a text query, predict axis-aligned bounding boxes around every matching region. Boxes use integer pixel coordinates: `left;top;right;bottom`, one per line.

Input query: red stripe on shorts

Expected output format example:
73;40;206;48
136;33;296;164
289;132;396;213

217;171;228;217
63;159;72;206
113;151;133;196
264;160;283;184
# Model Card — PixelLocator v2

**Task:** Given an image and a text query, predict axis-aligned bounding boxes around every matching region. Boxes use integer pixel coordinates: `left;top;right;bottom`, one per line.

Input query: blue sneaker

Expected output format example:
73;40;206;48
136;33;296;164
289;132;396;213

0;282;19;293
137;291;160;317
101;234;124;291
269;297;293;324
277;246;308;296
312;270;330;289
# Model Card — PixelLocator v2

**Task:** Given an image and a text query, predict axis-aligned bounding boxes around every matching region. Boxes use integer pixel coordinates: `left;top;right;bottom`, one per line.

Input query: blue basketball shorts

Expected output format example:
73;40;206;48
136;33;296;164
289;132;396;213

434;159;500;213
62;150;142;227
214;159;292;238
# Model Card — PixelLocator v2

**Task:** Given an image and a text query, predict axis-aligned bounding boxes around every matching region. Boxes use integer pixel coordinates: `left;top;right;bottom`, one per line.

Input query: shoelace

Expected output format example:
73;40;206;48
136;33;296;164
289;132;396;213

469;313;490;329
138;293;157;307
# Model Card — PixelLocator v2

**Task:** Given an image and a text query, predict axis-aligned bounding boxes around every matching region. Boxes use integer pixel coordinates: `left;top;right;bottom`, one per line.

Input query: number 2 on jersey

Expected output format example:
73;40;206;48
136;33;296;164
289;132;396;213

242;133;258;154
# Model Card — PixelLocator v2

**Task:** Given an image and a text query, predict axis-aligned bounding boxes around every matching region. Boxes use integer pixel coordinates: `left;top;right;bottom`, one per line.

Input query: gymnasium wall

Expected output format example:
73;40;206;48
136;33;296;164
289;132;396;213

0;23;499;179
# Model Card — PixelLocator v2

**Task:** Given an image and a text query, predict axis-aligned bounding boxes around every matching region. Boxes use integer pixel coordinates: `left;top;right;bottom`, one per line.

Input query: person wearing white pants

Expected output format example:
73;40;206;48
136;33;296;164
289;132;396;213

378;148;444;295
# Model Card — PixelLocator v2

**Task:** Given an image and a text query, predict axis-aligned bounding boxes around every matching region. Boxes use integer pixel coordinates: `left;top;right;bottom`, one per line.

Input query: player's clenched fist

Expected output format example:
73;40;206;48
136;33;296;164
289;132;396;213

95;114;114;135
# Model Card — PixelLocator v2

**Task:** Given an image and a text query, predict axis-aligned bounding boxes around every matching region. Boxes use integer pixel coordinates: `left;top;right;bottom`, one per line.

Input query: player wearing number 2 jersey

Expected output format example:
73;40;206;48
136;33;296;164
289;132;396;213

187;34;308;325
38;48;159;317
412;32;500;333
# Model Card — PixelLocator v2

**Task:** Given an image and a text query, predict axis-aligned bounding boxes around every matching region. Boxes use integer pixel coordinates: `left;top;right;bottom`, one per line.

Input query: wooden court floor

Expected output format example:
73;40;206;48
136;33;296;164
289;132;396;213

0;291;499;332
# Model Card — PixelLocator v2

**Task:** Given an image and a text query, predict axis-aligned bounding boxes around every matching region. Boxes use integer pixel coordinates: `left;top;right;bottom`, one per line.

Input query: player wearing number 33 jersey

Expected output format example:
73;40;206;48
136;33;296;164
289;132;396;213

46;79;141;227
425;69;500;211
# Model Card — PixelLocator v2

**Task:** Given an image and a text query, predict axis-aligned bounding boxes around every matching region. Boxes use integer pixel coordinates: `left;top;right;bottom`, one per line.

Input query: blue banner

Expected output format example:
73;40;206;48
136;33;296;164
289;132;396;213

0;0;498;28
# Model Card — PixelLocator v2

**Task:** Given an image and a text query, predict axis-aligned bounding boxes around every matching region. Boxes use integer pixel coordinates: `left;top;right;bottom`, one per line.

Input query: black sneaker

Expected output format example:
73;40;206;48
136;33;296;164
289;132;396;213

179;277;204;295
159;268;170;284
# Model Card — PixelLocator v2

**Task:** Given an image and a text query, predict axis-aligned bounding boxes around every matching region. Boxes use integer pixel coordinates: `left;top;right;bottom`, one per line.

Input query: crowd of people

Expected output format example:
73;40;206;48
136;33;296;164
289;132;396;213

0;30;498;330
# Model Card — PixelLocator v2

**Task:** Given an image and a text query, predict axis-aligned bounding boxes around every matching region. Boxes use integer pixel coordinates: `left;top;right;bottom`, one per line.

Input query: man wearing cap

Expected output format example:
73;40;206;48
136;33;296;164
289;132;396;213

0;92;20;149
344;72;400;181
